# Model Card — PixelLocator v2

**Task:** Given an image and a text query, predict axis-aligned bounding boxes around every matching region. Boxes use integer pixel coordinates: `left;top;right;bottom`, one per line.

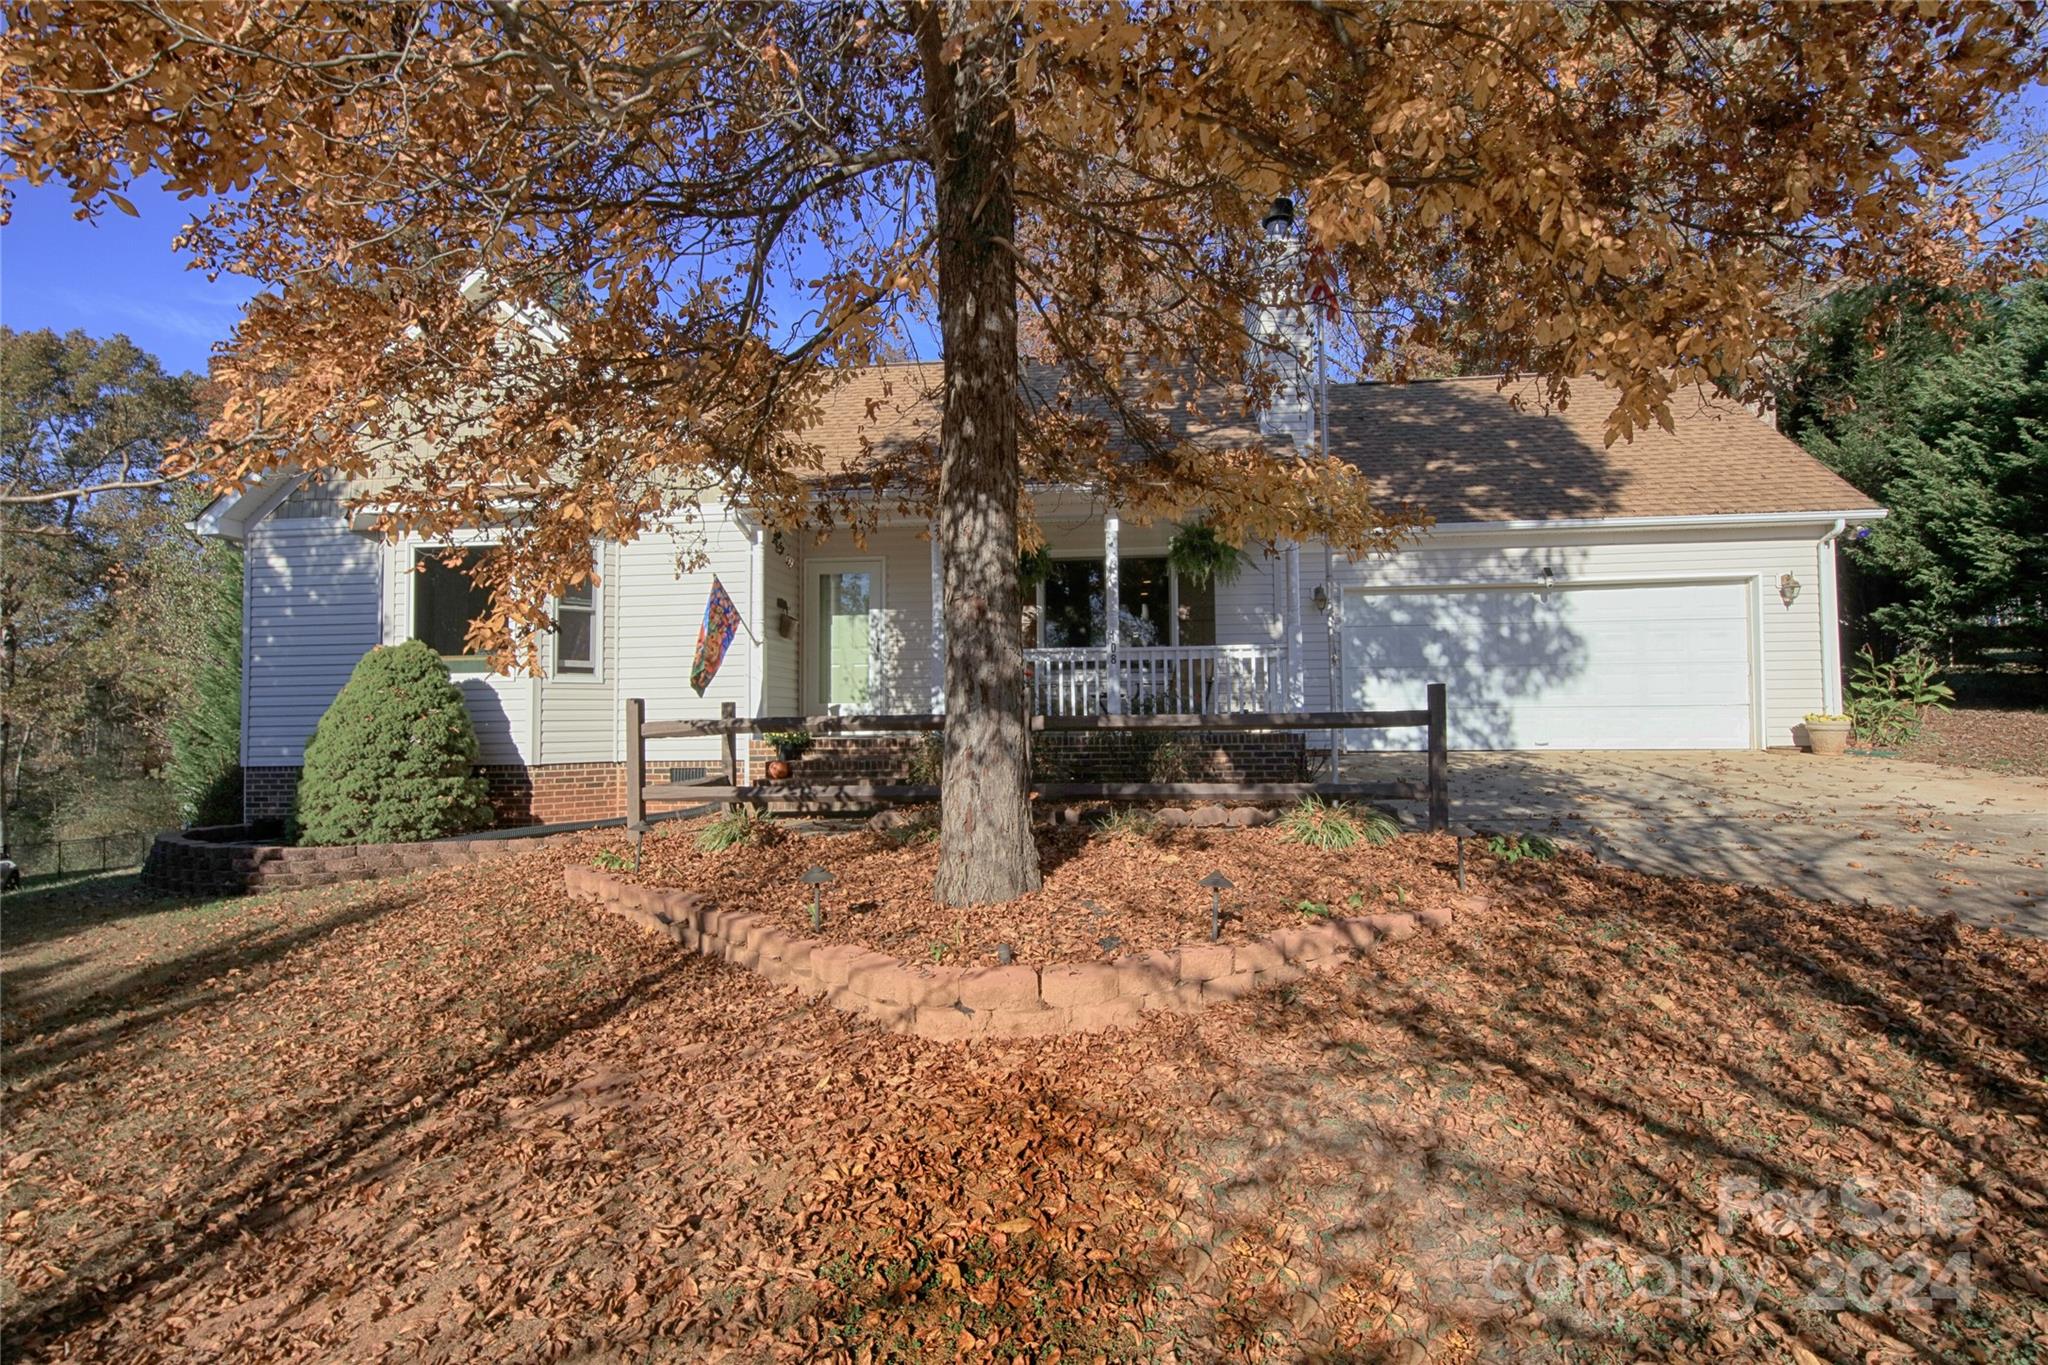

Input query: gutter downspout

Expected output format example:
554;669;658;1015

1817;517;1847;715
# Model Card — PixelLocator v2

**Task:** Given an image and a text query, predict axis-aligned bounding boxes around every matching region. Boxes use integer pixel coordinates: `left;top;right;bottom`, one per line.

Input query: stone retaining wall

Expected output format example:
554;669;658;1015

564;866;1466;1041
140;824;558;898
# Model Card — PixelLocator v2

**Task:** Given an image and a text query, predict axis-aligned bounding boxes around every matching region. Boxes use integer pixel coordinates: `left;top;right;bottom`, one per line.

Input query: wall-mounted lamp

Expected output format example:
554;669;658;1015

1311;584;1331;615
775;597;797;638
1778;572;1802;607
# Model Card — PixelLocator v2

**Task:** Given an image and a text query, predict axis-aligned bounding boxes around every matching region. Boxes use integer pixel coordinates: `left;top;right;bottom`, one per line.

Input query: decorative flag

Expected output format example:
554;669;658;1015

691;576;742;695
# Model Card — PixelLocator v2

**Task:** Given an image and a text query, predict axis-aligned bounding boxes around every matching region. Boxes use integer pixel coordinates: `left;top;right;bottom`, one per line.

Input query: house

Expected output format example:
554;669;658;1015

197;359;1883;828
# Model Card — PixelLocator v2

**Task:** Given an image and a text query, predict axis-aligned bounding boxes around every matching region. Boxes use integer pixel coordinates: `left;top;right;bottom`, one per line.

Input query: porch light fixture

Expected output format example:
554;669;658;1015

1200;870;1235;942
800;864;835;929
1779;572;1802;607
1312;584;1331;615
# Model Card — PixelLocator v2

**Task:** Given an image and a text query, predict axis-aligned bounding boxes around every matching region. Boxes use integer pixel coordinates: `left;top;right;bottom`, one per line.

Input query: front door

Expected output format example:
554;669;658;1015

813;562;881;712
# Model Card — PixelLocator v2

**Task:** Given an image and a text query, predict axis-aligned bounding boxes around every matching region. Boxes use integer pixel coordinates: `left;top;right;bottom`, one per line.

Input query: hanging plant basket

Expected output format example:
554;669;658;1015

1167;521;1246;587
1018;545;1054;592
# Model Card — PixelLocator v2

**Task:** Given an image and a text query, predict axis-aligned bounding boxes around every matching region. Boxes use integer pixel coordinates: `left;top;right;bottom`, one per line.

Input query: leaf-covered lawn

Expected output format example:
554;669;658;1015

4;836;2045;1362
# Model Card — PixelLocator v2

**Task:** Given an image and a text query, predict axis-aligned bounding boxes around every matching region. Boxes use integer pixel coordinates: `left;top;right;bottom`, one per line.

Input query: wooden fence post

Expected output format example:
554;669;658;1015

720;701;738;811
1426;682;1448;833
624;697;646;834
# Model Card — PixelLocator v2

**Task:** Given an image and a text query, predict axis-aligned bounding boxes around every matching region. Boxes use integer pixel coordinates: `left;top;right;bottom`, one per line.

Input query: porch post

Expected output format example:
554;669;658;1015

929;525;945;712
1283;542;1305;710
1103;510;1122;714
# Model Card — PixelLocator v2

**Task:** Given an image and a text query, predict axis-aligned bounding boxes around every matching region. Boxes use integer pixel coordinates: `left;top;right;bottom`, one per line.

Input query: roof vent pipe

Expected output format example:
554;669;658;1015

1261;195;1296;236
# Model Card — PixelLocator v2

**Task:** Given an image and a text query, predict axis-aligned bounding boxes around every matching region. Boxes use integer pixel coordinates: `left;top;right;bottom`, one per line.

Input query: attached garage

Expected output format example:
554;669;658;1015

1341;579;1756;750
1311;375;1888;752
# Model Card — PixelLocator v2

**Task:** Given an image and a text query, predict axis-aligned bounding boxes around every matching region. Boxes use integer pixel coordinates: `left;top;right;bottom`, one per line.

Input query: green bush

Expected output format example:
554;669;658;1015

1278;797;1397;851
1846;645;1954;748
696;806;781;851
1486;833;1558;864
294;640;494;846
1093;807;1158;842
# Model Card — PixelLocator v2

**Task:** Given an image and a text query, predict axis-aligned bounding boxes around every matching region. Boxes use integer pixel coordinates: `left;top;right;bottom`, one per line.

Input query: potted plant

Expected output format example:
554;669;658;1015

762;728;812;781
1802;713;1853;756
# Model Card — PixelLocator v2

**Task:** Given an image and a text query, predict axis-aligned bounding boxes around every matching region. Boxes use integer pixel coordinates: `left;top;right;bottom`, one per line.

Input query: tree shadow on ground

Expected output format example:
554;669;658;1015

1113;861;2048;1362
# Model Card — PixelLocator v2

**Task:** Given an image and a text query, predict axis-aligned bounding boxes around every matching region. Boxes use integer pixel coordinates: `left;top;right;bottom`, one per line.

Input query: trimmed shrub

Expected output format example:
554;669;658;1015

294;641;493;846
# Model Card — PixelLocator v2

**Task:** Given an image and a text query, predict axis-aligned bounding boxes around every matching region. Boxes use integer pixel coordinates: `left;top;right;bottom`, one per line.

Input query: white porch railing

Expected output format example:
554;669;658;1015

1025;644;1282;717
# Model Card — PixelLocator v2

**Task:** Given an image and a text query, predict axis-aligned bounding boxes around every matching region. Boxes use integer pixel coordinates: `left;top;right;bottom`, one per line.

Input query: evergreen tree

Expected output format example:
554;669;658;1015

166;543;243;826
1786;279;2047;660
295;641;493;846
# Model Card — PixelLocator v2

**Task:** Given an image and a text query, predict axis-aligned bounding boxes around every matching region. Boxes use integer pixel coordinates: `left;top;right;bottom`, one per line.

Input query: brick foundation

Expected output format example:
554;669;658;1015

244;761;636;828
751;730;1307;784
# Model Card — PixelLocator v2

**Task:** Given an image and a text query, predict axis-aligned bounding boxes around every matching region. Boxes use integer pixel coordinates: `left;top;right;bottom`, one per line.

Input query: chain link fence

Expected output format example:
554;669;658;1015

4;831;157;880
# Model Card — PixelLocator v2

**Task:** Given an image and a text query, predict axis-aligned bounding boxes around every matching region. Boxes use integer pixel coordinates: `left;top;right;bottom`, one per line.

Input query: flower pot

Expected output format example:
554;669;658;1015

765;758;793;781
1804;720;1852;756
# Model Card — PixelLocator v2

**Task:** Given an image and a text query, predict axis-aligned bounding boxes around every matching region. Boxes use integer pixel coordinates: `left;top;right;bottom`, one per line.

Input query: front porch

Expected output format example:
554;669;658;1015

786;491;1313;720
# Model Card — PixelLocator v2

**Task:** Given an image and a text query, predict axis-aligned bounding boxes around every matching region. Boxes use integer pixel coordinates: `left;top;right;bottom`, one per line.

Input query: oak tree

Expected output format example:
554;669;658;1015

7;2;2039;902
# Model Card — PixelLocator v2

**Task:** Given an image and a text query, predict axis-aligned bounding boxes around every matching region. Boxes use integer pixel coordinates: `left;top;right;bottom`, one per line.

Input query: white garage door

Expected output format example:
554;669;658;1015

1342;581;1753;750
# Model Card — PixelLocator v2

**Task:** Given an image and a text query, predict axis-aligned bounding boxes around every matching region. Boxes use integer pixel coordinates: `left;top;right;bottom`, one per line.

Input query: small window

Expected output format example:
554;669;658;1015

556;577;597;676
413;547;492;659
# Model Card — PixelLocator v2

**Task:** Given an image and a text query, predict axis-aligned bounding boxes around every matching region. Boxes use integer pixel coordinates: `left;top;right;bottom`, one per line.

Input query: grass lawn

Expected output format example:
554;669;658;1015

4;830;2046;1362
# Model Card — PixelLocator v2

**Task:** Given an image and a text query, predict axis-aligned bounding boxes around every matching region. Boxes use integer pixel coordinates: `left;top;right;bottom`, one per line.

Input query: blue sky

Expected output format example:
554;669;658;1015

2;178;263;375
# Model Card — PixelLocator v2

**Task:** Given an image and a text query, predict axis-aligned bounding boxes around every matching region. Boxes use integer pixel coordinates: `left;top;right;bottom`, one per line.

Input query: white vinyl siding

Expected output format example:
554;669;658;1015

760;531;801;716
536;540;619;764
613;512;760;769
243;514;383;765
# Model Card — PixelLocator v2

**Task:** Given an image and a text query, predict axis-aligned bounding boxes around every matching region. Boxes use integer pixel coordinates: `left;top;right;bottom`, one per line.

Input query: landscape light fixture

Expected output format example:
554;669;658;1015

996;943;1016;966
1779;572;1802;607
1199;870;1235;943
799;864;834;929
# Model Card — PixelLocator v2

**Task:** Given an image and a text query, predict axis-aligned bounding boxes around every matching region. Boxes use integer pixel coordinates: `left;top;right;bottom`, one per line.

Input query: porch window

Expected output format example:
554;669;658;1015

413;547;492;663
1037;556;1214;647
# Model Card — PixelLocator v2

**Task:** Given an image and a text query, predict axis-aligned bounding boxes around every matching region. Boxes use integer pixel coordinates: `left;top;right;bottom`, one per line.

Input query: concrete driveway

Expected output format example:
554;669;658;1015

1344;749;2048;936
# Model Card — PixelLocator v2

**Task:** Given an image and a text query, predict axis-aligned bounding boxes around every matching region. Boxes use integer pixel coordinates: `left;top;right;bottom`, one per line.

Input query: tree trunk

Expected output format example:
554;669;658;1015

918;1;1041;907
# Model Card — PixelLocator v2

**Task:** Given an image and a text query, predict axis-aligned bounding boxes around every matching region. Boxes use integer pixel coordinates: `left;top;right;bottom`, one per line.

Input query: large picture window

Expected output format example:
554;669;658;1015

413;547;492;661
1036;556;1215;647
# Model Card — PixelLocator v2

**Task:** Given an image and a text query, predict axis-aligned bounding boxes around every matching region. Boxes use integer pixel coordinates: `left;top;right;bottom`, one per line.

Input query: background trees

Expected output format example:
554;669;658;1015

8;2;2040;899
1782;279;2047;671
0;329;242;857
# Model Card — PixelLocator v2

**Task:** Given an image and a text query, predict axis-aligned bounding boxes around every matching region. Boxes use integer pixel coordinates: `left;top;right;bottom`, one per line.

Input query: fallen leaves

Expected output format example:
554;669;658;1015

4;828;2046;1362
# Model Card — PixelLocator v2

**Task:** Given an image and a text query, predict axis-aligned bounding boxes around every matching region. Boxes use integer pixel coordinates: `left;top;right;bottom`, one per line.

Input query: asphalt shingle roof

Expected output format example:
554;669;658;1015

796;366;1882;523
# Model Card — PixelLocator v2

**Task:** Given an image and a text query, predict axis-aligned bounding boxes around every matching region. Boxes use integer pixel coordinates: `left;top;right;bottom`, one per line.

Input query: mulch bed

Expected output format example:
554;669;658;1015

1883;705;2048;778
610;816;1475;965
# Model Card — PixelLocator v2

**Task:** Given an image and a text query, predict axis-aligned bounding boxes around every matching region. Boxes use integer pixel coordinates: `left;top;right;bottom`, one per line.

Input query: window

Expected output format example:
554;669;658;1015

1037;556;1216;647
555;577;597;676
413;547;492;660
